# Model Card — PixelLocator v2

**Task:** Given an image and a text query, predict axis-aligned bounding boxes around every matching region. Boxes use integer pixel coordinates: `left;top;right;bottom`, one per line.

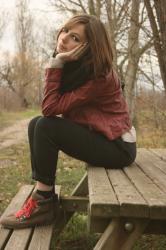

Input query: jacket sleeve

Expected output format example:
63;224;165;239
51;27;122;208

42;68;98;116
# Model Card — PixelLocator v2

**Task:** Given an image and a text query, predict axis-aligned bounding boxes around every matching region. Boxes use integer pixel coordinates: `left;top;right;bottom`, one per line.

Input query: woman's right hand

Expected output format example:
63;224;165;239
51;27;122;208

56;43;88;63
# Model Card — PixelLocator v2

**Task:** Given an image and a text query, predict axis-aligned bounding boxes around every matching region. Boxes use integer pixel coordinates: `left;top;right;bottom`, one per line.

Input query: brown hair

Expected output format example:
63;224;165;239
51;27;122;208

57;14;113;79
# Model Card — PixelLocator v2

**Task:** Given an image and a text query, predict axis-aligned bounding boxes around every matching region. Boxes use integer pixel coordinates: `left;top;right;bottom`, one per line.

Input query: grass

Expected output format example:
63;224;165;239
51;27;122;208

0;108;166;249
0;107;41;130
135;109;166;148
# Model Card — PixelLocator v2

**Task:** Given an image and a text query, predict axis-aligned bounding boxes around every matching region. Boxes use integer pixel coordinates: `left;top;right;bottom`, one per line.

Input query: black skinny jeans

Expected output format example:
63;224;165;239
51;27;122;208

28;116;136;185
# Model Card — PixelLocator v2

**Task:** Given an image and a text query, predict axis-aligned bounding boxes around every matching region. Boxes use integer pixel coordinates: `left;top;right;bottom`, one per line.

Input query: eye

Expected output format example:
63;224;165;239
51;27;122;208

71;35;80;42
61;27;68;33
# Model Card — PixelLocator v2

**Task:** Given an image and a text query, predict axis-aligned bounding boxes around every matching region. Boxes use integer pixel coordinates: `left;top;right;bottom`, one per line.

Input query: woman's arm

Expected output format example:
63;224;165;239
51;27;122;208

42;67;97;117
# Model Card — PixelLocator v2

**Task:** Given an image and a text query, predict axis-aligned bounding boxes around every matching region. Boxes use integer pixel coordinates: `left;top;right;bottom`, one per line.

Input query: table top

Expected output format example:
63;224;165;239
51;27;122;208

88;148;166;220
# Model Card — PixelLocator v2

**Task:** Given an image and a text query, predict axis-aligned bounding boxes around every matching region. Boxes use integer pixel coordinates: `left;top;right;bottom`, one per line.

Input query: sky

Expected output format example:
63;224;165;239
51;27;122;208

0;0;67;54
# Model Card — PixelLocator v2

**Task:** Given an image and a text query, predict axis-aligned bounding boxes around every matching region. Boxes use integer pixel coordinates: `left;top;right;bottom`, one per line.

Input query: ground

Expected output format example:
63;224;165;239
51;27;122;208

0;118;30;150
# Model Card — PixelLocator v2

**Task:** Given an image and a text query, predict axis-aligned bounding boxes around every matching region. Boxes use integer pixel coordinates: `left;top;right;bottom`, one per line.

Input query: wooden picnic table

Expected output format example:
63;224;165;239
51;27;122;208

88;148;166;249
0;148;166;250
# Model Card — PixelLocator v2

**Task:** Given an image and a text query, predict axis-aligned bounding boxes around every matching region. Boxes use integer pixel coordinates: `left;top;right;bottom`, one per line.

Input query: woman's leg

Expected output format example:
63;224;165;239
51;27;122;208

28;116;136;187
0;115;136;229
28;116;54;193
28;116;41;179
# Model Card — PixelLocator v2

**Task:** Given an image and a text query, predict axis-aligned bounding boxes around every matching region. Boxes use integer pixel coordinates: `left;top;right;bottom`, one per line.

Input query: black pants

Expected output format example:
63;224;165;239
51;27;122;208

28;116;136;185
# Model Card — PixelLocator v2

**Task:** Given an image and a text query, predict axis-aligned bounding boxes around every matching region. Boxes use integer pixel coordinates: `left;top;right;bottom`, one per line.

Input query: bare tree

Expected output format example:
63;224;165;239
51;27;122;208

50;0;105;17
123;1;152;118
0;0;42;109
0;53;39;108
14;0;34;107
144;0;166;92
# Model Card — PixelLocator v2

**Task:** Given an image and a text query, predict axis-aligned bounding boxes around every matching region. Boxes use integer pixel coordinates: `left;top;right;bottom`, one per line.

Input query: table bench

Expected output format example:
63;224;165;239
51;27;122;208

0;148;166;250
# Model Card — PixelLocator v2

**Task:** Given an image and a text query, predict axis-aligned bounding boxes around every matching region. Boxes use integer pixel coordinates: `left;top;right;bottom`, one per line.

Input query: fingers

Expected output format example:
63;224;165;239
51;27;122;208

56;43;89;62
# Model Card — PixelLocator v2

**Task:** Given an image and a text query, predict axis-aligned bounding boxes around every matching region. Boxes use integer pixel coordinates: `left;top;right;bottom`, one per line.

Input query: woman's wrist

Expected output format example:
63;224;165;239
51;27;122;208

47;56;65;68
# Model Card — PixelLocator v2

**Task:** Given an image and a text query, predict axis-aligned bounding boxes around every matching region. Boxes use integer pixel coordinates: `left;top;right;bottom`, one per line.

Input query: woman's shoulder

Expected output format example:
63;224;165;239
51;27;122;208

89;68;121;92
106;68;119;81
103;69;121;90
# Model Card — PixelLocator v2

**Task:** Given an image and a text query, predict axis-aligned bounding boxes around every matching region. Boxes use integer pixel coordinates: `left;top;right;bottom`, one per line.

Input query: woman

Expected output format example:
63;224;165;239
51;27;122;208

0;14;136;229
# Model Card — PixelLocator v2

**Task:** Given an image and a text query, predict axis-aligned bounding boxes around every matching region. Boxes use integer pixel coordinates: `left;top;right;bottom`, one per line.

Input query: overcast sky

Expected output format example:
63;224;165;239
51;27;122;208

0;0;67;54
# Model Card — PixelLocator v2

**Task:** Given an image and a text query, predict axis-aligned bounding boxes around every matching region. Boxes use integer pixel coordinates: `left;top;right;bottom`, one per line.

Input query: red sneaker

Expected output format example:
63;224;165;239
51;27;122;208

0;191;59;229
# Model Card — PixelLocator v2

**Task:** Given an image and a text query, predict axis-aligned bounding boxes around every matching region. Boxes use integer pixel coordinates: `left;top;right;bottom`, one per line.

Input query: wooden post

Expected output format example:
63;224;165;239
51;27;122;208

53;173;88;241
94;218;149;250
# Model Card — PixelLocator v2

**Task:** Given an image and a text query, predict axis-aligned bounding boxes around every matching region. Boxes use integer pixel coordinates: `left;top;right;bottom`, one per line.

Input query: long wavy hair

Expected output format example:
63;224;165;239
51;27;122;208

54;14;114;94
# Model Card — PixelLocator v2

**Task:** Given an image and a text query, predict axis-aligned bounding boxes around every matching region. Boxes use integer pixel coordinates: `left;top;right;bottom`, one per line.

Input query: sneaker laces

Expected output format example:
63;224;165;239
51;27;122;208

15;197;37;220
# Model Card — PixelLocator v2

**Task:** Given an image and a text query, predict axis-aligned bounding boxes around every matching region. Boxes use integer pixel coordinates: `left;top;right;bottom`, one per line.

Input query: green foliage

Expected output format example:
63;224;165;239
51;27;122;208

52;214;98;250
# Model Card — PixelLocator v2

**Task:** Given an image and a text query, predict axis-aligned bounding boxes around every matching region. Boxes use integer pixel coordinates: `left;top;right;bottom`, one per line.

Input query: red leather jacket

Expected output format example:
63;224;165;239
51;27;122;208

42;68;132;140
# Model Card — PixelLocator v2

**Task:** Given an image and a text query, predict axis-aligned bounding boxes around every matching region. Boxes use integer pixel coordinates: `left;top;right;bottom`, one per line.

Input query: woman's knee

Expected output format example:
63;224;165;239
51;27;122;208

28;116;42;134
35;116;57;131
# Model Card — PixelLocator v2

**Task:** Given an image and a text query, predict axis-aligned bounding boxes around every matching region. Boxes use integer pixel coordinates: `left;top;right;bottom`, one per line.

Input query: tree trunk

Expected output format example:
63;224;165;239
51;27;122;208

124;0;140;120
144;0;166;92
105;0;118;71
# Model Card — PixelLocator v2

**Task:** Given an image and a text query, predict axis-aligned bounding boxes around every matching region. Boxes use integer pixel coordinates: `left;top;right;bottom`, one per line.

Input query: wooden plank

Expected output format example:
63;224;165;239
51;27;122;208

94;218;148;250
29;225;53;250
87;204;109;233
0;230;12;250
60;196;88;212
71;172;88;196
145;219;166;234
4;229;33;250
28;185;61;250
107;169;149;218
136;148;166;193
0;185;34;250
149;148;166;162
87;207;110;233
88;167;119;217
137;148;166;174
124;163;166;219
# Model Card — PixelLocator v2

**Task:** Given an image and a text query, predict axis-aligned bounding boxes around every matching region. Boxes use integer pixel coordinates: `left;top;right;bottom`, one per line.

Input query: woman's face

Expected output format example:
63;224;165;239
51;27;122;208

56;23;87;53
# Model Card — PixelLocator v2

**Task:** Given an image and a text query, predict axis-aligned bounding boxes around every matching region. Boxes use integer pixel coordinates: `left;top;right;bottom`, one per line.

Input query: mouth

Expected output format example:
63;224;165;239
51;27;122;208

58;44;66;52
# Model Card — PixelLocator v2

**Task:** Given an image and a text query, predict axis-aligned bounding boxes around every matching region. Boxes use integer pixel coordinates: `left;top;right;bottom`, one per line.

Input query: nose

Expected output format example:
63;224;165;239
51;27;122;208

61;33;68;43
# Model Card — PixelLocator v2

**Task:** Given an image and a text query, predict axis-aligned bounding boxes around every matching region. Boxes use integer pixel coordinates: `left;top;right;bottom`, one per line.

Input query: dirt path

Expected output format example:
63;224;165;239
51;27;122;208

0;118;31;150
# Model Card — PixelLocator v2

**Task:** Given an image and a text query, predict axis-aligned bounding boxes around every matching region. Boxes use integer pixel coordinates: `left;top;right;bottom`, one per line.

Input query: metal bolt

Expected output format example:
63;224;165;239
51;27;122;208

124;222;134;232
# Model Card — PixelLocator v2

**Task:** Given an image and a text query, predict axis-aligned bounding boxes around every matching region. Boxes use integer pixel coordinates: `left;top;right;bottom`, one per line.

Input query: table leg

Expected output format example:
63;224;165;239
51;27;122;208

94;218;149;250
53;173;88;241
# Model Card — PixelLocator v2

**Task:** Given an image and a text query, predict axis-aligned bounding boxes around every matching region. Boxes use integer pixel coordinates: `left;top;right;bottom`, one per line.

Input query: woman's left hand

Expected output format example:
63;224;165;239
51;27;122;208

56;43;88;63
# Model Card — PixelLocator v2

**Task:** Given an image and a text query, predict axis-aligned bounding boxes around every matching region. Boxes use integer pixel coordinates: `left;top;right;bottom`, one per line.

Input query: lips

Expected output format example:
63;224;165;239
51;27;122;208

58;44;66;52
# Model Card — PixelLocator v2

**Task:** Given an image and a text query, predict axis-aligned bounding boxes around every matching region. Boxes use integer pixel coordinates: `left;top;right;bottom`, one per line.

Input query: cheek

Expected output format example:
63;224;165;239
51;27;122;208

69;43;78;50
63;40;78;52
57;33;78;51
57;33;62;43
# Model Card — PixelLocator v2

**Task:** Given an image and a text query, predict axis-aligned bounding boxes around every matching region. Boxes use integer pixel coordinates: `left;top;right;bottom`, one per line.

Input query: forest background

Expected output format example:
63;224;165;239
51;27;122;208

0;0;166;249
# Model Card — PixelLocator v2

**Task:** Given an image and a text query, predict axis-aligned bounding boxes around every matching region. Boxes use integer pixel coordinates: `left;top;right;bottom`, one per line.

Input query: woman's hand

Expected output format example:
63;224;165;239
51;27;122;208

56;43;88;63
